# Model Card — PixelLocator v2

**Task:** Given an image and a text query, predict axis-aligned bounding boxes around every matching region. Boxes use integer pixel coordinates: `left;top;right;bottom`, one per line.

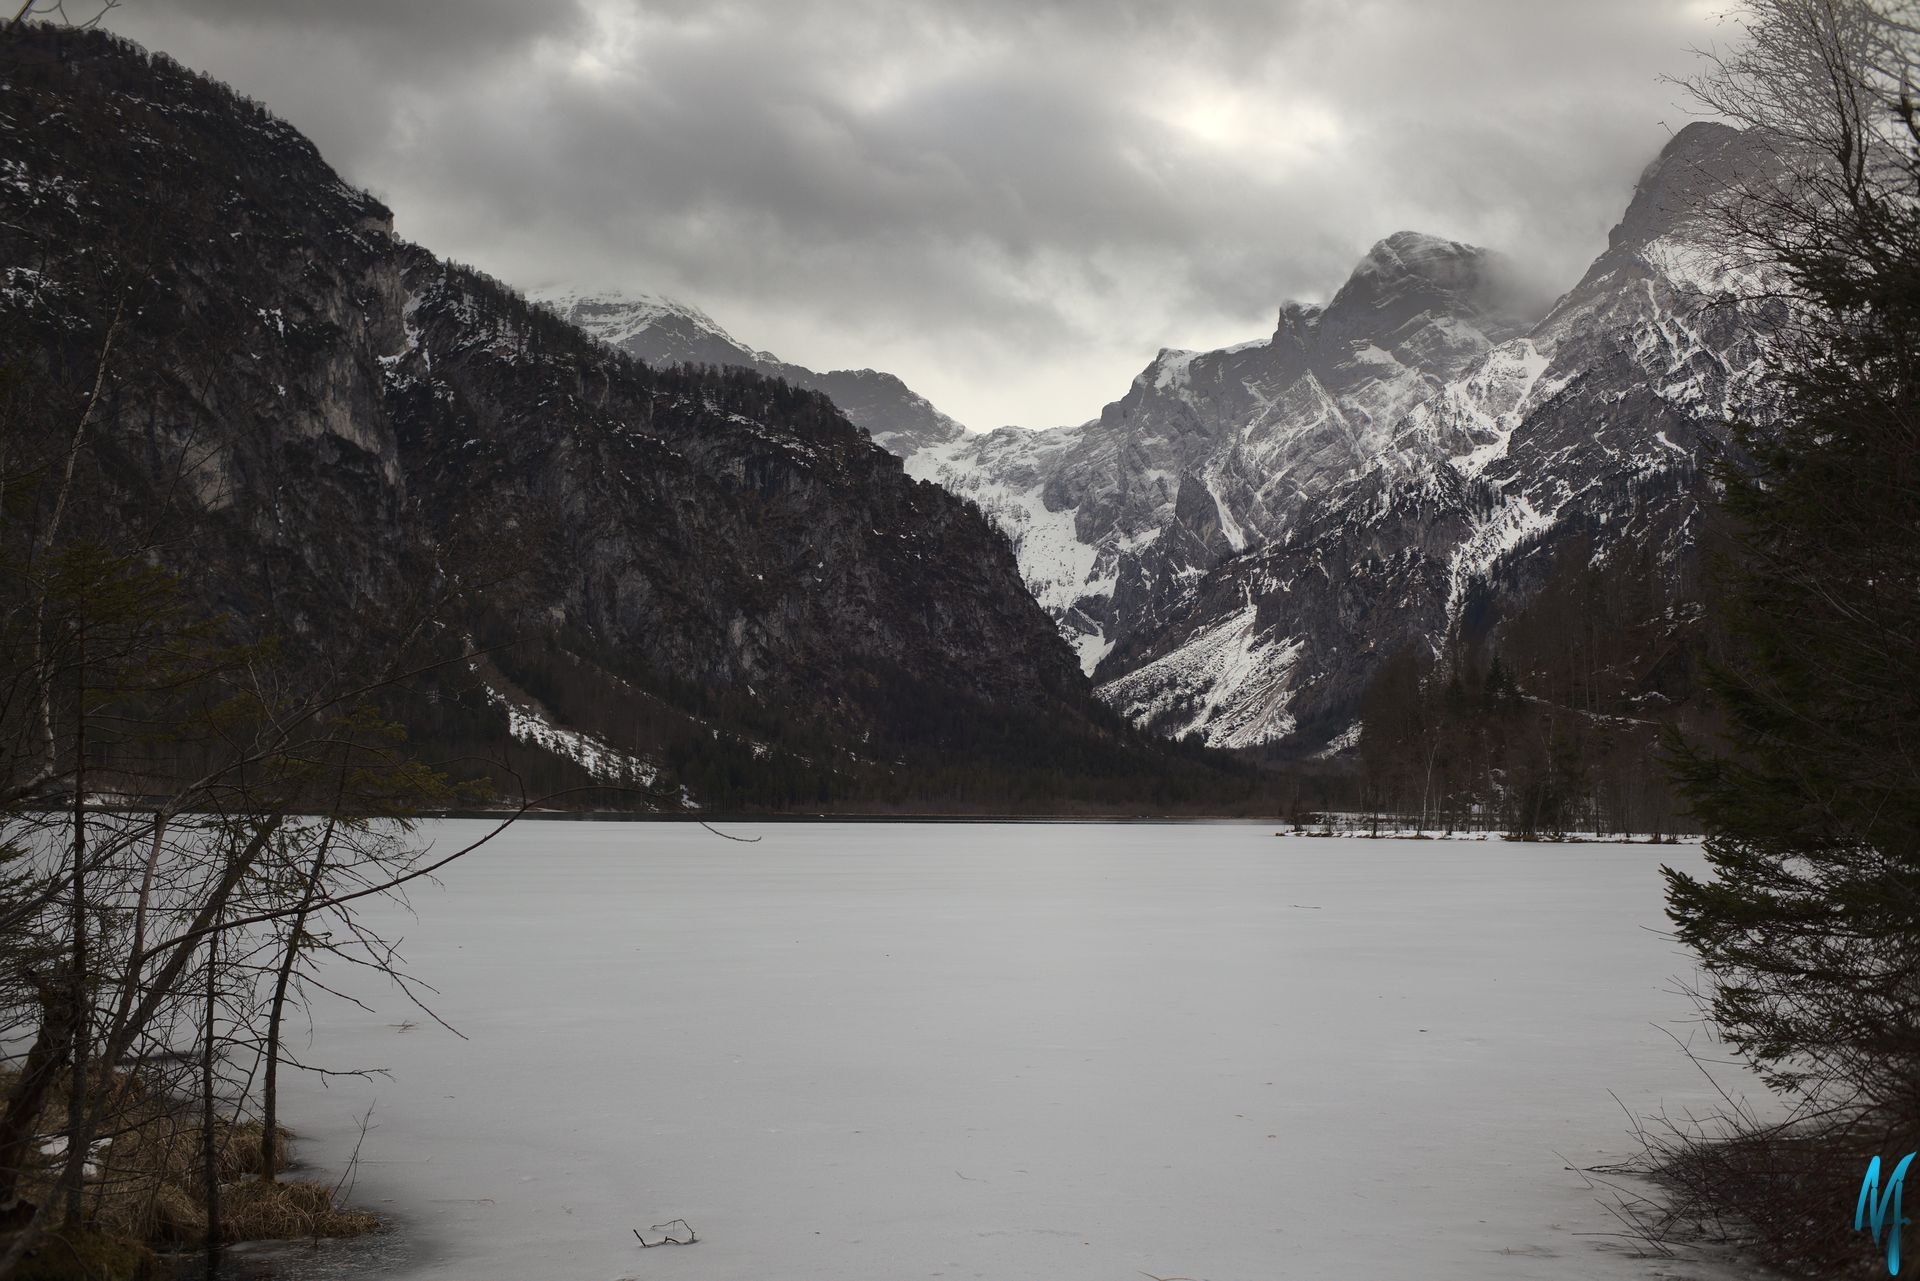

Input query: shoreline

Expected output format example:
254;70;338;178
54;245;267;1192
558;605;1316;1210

422;810;1706;839
40;803;1706;838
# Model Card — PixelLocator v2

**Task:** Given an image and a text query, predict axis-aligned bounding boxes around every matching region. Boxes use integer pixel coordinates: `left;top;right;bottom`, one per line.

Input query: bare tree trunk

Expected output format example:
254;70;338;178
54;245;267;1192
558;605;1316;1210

260;816;337;1182
0;979;76;1222
1420;739;1439;834
0;1204;46;1281
58;621;87;1225
31;301;124;778
201;931;221;1279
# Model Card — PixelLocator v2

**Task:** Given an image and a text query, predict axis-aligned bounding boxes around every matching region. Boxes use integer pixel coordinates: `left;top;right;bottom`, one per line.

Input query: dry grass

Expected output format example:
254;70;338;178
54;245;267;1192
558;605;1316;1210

3;1068;377;1253
7;1224;157;1281
1639;1113;1911;1278
220;1179;379;1240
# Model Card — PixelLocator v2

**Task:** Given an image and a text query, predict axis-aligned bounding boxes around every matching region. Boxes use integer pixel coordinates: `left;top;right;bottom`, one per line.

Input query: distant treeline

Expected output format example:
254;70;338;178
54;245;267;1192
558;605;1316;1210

1321;529;1711;839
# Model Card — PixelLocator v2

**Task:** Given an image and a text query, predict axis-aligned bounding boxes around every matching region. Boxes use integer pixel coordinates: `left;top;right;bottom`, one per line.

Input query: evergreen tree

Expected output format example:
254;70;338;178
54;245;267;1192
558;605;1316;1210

1664;0;1920;1117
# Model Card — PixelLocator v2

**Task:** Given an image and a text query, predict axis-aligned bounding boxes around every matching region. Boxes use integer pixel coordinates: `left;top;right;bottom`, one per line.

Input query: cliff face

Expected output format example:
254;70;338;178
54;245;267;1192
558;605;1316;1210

0;28;1100;800
916;123;1786;752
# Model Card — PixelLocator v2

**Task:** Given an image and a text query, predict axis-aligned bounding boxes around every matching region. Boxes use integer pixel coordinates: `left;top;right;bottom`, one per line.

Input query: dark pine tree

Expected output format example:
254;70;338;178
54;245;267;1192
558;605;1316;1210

1663;101;1920;1117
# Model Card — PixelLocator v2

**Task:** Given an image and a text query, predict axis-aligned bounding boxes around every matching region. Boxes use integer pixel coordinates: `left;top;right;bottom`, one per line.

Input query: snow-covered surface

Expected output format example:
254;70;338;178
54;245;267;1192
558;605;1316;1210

531;286;769;363
1146;347;1199;391
1314;720;1363;758
278;821;1759;1281
1070;629;1114;675
1444;492;1555;620
1418;338;1556;479
1637;236;1774;301
478;683;658;786
1099;600;1303;748
1203;463;1251;553
37;1134;107;1179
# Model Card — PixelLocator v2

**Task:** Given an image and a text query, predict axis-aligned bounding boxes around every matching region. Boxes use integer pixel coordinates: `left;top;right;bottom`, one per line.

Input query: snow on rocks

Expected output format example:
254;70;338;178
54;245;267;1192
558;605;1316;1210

478;682;659;789
1099;599;1302;748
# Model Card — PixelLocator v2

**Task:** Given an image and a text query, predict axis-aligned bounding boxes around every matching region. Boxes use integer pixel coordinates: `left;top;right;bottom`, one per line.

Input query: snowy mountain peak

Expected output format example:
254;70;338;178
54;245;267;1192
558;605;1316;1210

1140;347;1201;391
535;286;726;339
1609;121;1766;255
1269;300;1322;352
1352;230;1486;285
544;289;967;458
1322;230;1535;348
534;286;772;370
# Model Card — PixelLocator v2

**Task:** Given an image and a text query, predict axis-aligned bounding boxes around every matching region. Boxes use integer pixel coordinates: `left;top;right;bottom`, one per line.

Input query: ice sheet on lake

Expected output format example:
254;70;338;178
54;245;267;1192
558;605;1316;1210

277;822;1761;1281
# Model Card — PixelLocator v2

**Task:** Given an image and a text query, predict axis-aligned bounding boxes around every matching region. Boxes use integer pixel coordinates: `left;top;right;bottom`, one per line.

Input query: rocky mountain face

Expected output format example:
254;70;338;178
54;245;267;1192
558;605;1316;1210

915;123;1780;752
907;231;1542;673
0;28;1143;805
542;289;967;457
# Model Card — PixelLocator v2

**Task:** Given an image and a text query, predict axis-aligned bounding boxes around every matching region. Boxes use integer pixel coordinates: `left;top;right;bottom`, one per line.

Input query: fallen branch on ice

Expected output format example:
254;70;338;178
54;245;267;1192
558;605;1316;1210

633;1218;698;1247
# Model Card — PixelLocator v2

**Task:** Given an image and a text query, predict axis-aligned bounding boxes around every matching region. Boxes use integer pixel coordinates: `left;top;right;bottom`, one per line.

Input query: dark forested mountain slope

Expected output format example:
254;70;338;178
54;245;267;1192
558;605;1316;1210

0;28;1235;811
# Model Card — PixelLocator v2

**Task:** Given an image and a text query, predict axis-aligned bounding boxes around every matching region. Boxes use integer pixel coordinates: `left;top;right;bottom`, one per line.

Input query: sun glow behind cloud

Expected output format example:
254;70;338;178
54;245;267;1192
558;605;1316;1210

1158;82;1347;174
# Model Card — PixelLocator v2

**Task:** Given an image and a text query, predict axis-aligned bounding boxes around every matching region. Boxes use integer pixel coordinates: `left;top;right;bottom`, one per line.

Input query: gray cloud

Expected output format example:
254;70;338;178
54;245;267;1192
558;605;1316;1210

151;0;590;68
104;0;1731;428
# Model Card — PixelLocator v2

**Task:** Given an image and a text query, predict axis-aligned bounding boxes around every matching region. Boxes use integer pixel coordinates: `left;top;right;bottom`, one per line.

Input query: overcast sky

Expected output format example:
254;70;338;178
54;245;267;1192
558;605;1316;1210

105;0;1734;429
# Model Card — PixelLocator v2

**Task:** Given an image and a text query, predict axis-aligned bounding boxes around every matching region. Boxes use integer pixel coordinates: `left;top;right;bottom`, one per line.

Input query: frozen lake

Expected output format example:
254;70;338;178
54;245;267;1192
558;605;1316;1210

265;821;1753;1281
